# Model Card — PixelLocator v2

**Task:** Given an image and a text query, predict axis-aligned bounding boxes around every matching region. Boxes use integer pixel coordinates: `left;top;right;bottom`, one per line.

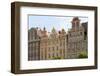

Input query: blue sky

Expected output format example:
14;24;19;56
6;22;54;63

28;15;88;32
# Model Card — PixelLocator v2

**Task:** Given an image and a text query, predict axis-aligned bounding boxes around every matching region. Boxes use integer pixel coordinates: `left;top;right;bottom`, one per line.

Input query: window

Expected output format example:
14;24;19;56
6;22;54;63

56;46;58;50
69;33;71;37
84;32;87;40
57;53;59;57
52;47;54;51
53;53;55;57
48;54;51;58
80;32;82;35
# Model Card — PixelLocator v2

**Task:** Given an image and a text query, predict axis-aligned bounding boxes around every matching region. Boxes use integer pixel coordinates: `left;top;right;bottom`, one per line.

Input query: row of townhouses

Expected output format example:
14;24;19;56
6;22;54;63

28;17;88;60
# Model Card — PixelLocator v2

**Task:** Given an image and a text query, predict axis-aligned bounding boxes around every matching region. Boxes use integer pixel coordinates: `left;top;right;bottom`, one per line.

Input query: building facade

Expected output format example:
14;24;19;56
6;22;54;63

28;28;40;60
39;27;67;60
28;17;88;60
67;17;88;59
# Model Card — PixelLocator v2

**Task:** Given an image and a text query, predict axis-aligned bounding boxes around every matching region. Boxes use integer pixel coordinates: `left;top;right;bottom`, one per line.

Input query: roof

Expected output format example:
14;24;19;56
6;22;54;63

72;17;80;21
